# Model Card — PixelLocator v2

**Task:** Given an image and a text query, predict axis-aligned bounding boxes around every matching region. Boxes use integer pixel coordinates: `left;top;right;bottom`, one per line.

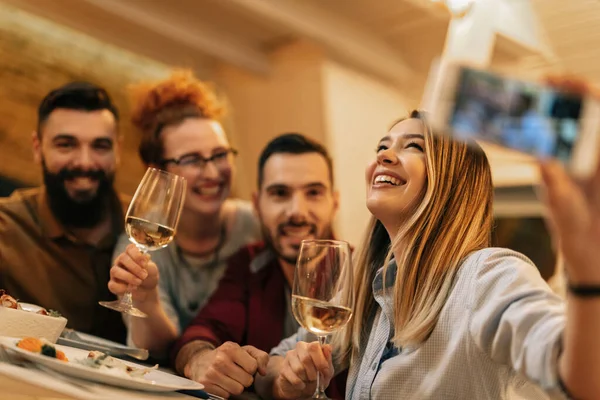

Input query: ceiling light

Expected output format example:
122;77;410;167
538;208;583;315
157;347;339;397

431;0;476;19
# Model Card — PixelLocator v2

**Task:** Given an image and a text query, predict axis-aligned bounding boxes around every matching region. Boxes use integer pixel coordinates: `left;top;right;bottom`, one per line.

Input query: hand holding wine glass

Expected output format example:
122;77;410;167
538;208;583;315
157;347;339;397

108;244;160;303
100;167;186;318
290;239;354;400
272;341;335;399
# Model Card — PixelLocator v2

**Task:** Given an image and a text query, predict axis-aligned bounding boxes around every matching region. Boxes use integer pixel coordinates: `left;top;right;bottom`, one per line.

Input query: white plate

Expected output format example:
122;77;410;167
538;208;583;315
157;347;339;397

18;302;45;313
0;337;204;392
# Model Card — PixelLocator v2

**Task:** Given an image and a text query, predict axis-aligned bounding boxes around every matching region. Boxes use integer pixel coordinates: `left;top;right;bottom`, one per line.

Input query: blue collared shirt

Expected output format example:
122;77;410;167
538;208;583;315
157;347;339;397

271;248;568;399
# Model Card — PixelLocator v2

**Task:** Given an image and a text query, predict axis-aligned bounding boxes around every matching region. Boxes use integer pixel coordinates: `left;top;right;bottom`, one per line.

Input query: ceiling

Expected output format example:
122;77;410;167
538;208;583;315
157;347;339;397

0;0;451;89
2;0;599;190
531;0;600;81
3;0;600;84
307;0;450;71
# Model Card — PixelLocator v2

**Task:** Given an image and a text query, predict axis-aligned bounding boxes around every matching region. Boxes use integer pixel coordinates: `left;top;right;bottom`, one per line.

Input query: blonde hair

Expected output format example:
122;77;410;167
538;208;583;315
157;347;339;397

335;110;494;365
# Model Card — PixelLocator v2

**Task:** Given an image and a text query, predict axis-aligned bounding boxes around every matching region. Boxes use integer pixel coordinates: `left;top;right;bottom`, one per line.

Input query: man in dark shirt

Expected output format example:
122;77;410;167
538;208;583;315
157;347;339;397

0;82;128;343
172;133;346;398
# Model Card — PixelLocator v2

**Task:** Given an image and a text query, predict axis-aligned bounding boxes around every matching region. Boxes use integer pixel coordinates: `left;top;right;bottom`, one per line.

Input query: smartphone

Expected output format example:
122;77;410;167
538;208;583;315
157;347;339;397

422;61;600;178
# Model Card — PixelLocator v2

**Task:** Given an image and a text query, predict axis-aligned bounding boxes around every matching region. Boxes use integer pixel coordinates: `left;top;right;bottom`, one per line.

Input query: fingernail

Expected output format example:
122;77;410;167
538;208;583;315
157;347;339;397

140;270;148;279
134;278;142;286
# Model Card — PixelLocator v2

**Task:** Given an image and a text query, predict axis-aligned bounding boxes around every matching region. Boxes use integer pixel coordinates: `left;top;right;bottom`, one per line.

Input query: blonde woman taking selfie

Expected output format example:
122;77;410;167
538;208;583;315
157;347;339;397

256;110;600;400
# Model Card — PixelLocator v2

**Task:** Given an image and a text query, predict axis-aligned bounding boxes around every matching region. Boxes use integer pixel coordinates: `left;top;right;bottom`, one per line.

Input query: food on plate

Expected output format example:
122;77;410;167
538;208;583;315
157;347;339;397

0;290;17;309
16;337;42;352
16;337;68;361
77;351;158;378
41;309;63;317
0;289;62;317
12;338;156;379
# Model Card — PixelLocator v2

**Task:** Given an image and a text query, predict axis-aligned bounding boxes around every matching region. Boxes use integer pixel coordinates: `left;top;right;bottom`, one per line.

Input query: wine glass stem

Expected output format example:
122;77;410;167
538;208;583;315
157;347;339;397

120;292;133;307
119;245;148;307
314;335;328;399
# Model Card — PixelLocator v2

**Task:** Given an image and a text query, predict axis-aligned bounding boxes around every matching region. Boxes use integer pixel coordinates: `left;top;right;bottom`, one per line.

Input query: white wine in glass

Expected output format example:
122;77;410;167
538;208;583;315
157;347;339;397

292;296;353;336
292;239;354;400
100;168;186;318
125;216;176;251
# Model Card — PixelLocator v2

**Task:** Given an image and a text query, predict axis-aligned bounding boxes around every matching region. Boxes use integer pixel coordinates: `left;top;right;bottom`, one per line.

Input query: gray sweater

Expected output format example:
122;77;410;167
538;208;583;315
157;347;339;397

113;199;261;340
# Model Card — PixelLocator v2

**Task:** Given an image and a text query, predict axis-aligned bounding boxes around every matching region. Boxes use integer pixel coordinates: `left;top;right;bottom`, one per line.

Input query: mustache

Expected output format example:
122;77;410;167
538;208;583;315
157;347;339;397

277;220;316;232
56;168;107;181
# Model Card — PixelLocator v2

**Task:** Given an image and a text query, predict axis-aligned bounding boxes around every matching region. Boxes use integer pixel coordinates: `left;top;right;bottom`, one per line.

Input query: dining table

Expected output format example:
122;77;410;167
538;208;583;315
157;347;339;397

0;363;262;400
0;363;198;400
0;334;262;400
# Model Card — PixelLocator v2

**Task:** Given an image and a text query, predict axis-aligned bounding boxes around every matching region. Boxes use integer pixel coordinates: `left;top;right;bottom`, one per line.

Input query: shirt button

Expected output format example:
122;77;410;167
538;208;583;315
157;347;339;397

372;362;377;371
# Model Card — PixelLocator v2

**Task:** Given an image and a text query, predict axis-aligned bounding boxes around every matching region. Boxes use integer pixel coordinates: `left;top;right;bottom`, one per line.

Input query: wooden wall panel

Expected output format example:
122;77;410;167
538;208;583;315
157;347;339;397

0;3;170;194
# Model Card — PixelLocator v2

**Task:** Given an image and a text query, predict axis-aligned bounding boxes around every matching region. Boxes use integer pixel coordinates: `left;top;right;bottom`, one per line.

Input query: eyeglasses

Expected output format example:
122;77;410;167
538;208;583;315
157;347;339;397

162;148;238;169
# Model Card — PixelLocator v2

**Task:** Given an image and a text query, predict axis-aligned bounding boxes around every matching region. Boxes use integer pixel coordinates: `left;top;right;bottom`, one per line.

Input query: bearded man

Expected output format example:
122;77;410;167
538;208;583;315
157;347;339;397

0;82;128;343
171;133;346;399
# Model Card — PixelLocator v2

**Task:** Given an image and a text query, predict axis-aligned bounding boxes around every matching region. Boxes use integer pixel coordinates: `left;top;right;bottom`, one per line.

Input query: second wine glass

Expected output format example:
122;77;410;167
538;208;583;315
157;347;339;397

99;167;186;318
292;239;354;400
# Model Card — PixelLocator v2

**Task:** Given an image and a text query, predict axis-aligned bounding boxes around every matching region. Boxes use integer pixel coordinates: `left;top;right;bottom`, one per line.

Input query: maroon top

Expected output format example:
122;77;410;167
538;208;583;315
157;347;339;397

172;242;346;398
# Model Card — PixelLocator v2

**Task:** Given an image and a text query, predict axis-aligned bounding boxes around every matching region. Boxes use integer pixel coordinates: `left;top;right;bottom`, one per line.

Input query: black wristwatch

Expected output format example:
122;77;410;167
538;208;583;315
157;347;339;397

568;283;600;297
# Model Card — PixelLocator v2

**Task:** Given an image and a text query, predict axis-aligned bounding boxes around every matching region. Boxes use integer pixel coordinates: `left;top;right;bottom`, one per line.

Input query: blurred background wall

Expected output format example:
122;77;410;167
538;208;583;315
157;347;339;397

2;0;598;278
0;3;170;194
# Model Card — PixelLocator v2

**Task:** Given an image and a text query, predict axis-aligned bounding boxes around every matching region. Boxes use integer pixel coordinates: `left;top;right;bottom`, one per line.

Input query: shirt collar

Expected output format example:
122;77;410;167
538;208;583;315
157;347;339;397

370;259;398;349
249;247;277;273
373;259;397;293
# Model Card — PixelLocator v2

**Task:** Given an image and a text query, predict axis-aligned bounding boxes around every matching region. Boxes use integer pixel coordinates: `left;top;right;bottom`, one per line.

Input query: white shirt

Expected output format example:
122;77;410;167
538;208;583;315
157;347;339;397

272;248;568;399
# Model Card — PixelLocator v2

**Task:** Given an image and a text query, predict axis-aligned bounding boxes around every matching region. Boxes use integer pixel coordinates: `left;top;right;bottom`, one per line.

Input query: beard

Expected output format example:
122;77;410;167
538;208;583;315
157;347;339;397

262;219;331;266
42;160;115;228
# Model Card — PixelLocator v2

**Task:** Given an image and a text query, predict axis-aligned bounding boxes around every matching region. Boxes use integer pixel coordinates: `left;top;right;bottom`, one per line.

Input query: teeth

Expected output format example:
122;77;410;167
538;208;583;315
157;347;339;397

70;177;96;188
73;177;93;183
283;227;312;238
195;186;220;196
374;175;402;186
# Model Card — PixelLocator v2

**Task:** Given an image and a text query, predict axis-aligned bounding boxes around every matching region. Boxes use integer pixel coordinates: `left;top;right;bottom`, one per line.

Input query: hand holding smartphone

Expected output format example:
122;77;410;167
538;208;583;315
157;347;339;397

422;62;600;178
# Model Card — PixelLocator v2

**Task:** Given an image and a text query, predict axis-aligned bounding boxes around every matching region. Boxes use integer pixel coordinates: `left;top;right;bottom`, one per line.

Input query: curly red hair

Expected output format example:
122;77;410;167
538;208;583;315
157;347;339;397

130;69;226;165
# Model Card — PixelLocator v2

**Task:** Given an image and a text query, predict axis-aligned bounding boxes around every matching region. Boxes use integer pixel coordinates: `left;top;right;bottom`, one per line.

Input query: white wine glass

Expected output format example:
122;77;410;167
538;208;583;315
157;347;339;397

292;239;354;399
99;167;186;318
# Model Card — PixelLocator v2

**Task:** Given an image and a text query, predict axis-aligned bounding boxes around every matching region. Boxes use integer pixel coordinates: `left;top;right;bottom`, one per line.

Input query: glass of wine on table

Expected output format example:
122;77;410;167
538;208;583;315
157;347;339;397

292;239;354;400
100;167;186;318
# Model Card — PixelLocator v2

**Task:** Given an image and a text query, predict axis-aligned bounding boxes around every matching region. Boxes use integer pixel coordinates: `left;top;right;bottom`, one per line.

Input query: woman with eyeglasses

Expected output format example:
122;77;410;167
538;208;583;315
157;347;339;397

108;70;261;355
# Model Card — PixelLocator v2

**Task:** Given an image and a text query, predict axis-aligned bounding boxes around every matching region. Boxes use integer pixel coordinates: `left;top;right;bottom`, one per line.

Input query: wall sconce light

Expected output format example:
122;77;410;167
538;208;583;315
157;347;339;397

431;0;476;19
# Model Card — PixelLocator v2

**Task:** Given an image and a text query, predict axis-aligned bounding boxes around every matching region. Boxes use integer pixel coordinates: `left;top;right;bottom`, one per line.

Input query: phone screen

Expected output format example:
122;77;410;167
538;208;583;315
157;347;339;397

448;67;583;163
